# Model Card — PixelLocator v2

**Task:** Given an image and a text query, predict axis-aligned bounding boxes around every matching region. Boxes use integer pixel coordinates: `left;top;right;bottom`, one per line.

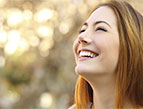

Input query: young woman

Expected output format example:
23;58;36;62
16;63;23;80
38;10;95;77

70;0;143;109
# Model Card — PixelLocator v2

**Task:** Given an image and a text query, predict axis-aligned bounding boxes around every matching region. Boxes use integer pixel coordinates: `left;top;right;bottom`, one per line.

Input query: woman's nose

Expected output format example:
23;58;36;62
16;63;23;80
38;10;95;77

78;34;92;44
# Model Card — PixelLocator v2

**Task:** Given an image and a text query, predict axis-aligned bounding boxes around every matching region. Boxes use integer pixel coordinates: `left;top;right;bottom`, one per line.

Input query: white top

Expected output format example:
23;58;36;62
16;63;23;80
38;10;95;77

68;104;76;109
68;103;93;109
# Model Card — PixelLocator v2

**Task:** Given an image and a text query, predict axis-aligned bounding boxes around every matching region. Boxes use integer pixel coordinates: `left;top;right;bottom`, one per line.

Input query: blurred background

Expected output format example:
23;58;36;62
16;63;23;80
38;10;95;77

0;0;142;109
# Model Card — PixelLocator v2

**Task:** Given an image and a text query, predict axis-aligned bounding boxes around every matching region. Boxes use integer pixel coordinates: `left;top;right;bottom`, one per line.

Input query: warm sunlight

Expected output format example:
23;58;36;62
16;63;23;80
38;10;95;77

0;30;7;43
4;30;20;55
37;26;53;38
34;9;53;22
40;93;53;108
7;9;23;26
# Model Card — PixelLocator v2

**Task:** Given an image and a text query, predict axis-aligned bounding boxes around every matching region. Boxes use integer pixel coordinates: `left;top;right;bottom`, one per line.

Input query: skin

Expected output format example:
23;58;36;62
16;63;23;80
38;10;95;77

73;6;120;109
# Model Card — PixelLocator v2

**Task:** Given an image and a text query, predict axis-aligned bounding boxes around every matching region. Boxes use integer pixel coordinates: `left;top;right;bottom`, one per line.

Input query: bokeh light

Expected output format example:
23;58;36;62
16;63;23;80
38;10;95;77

7;9;23;26
0;56;5;67
39;38;53;57
23;10;33;21
28;35;40;47
37;26;53;38
18;38;29;53
59;19;73;34
40;92;53;108
5;30;20;55
34;9;53;22
0;30;7;44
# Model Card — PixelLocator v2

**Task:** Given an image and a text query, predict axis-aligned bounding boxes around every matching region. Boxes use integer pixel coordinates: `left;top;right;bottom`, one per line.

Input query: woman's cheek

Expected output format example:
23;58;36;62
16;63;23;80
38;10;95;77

73;39;79;63
73;39;79;54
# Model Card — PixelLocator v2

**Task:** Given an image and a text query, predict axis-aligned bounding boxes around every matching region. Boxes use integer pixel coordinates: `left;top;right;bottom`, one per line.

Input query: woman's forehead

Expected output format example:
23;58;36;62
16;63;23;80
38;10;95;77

86;6;117;26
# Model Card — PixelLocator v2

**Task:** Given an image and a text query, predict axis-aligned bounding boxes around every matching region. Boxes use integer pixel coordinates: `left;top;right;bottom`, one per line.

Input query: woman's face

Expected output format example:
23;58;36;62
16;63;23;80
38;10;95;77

73;6;119;76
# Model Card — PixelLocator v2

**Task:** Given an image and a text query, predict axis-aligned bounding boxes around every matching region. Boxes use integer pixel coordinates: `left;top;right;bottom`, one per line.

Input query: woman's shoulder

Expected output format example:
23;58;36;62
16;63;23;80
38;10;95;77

68;104;76;109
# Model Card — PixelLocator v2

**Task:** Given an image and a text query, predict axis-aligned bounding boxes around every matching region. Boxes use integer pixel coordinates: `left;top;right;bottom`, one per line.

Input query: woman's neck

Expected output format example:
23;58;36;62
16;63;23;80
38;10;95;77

86;73;116;109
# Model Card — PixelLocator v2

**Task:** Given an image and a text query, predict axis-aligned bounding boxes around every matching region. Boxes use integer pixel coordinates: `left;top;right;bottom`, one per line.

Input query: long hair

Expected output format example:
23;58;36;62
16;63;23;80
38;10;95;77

74;0;143;108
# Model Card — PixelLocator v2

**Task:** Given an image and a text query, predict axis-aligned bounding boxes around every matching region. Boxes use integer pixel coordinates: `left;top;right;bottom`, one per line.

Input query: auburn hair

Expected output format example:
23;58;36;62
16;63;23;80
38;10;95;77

74;0;143;108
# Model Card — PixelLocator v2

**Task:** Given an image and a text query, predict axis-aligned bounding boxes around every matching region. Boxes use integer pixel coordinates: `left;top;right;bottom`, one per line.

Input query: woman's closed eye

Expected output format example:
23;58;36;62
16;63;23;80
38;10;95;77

79;29;86;34
96;27;107;32
79;27;107;34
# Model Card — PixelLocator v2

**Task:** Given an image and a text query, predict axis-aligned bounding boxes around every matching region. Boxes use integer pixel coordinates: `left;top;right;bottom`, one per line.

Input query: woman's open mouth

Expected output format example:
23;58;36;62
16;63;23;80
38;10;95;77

78;49;99;61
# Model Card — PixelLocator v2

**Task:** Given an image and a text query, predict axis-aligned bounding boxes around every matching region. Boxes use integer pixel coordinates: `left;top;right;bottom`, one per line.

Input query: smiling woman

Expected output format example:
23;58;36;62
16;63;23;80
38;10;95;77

70;0;143;109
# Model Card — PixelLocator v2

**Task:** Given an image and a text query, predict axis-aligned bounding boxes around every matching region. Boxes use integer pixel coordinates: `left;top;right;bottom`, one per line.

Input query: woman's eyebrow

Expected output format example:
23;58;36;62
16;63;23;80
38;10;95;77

94;21;111;28
82;21;111;28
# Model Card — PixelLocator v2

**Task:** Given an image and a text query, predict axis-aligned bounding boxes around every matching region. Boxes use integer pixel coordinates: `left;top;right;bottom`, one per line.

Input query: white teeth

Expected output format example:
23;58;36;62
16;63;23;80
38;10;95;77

79;51;96;58
91;53;93;57
87;52;90;56
85;52;88;56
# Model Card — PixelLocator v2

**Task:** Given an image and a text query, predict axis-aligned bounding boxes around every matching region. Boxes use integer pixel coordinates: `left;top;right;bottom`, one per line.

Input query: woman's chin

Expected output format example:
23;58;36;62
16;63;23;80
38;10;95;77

75;64;107;77
75;64;96;76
